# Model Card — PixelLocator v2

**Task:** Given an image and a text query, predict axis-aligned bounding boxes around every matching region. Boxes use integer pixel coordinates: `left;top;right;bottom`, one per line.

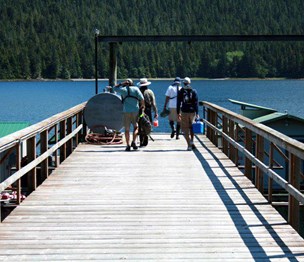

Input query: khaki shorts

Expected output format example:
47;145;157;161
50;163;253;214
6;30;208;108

181;112;196;133
168;108;180;122
123;112;139;131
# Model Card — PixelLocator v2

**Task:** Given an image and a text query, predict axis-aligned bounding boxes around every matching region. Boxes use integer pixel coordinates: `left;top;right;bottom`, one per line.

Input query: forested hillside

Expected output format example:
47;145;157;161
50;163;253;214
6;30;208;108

1;0;304;79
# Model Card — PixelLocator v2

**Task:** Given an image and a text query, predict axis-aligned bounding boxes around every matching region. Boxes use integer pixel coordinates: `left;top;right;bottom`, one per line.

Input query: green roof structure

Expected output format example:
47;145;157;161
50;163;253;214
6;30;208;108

229;99;277;119
0;122;30;138
253;112;304;125
229;99;304;138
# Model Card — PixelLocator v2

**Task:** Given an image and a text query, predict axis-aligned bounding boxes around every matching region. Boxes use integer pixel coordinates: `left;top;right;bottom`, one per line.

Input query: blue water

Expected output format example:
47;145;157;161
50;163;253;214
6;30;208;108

0;80;303;133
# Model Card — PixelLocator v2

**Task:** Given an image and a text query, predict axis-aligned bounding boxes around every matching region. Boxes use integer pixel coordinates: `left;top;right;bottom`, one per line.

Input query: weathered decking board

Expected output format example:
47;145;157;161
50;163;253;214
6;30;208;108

0;133;303;261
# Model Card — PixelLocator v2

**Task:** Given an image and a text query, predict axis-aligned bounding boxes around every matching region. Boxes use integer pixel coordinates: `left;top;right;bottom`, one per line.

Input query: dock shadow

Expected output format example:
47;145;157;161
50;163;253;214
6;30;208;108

194;136;304;261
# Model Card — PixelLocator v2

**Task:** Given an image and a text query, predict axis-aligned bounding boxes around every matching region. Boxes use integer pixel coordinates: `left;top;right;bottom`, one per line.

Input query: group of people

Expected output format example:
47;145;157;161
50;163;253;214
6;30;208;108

111;76;199;151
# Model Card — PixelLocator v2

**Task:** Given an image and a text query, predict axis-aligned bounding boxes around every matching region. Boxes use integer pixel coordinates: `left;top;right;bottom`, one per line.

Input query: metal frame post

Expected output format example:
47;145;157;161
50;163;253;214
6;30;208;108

94;29;100;95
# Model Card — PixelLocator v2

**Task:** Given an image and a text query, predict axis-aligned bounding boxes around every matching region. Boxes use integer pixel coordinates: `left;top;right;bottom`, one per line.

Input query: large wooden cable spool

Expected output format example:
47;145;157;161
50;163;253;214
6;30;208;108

84;93;124;144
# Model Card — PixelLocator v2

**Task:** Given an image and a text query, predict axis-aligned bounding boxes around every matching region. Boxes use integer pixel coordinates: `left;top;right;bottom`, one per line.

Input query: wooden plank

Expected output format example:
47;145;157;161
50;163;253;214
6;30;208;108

0;134;303;260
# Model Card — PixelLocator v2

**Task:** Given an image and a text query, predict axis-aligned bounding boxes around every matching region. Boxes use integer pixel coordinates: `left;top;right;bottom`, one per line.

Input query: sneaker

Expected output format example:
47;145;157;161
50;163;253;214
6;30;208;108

190;141;196;149
125;145;131;151
170;130;175;138
176;135;180;140
187;146;192;151
131;141;138;150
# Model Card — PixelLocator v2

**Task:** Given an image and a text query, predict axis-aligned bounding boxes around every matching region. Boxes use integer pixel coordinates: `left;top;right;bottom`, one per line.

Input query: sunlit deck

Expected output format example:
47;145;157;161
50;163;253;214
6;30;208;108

0;134;303;261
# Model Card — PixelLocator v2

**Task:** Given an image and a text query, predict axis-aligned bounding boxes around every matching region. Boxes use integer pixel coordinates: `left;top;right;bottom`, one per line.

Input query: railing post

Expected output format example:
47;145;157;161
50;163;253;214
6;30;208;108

40;130;48;183
26;136;37;194
75;113;80;146
16;143;22;205
268;142;274;203
60;120;67;163
255;134;264;193
213;111;218;147
54;124;59;167
222;116;228;155
288;153;300;231
244;128;253;180
228;120;236;163
206;108;212;140
80;111;87;142
66;117;73;157
234;124;239;166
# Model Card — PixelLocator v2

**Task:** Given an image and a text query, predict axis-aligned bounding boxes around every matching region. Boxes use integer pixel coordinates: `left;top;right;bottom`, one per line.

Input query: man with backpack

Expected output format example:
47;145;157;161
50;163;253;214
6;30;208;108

177;77;199;151
112;79;145;151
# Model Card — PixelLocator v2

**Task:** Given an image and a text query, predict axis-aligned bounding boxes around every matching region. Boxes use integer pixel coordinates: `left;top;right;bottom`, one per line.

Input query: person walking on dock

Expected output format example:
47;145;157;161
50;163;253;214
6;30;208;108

112;79;145;151
177;77;199;151
137;78;158;147
162;77;181;139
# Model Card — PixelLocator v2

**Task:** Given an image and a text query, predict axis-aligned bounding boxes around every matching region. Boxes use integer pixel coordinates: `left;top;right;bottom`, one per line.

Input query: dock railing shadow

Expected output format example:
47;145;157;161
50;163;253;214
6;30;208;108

194;136;304;260
201;101;304;235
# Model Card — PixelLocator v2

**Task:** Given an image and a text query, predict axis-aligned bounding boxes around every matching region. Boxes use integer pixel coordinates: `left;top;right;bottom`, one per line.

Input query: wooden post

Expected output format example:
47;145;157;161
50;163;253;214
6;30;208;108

75;113;80;146
81;111;87;142
234;124;239;166
26;136;37;194
288;153;300;231
109;42;118;87
15;144;21;205
54;124;59;167
66;117;73;157
40;130;48;182
268;142;274;203
244;128;253;180
255;134;264;193
222;116;228;155
60;120;66;163
228;120;235;163
213;111;218;146
206;108;211;140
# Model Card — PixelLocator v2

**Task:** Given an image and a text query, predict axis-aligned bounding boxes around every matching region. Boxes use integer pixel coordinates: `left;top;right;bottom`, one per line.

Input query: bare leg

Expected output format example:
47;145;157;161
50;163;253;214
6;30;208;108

133;125;139;143
125;130;130;146
190;127;194;142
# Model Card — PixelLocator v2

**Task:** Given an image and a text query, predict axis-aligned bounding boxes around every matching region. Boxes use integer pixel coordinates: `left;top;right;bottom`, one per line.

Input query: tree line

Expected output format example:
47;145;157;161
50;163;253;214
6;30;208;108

1;0;304;80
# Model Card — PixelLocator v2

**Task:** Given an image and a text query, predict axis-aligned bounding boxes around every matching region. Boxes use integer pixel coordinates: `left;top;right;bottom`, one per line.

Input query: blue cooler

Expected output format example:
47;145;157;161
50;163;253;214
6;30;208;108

192;121;204;134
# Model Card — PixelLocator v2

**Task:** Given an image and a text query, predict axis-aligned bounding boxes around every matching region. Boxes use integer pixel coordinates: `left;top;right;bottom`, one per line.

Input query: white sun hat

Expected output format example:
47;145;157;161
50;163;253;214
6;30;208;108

137;78;151;87
183;77;191;84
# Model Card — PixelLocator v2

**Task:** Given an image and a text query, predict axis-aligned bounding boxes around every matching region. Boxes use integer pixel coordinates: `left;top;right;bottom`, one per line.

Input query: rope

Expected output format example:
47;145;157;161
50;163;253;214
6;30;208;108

85;129;123;145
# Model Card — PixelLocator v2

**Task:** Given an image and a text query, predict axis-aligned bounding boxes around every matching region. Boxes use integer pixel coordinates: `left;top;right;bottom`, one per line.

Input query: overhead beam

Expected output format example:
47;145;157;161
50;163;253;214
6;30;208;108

98;35;304;43
95;34;304;88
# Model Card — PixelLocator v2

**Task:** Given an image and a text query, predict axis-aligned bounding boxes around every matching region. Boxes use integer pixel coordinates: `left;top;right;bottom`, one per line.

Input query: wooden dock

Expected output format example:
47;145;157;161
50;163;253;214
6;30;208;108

0;133;304;261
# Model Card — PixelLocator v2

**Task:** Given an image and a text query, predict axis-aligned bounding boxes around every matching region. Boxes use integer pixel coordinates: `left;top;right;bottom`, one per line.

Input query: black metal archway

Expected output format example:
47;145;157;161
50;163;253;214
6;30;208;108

94;34;304;94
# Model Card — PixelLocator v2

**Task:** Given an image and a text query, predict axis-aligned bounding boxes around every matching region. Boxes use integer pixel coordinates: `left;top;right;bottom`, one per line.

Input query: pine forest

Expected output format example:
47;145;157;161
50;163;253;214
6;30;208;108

1;0;304;80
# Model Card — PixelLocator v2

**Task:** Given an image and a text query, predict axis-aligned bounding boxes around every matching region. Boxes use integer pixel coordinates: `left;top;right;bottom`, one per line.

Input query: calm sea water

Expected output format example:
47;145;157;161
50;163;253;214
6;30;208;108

0;80;304;133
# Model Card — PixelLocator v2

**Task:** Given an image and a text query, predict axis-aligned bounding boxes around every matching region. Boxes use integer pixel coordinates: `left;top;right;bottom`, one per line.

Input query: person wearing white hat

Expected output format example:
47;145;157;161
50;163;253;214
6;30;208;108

137;78;158;146
177;77;199;151
162;77;182;139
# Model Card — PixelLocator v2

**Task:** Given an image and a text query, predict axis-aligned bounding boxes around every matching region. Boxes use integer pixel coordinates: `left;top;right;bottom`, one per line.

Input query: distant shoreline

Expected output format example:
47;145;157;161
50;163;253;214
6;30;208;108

0;77;303;82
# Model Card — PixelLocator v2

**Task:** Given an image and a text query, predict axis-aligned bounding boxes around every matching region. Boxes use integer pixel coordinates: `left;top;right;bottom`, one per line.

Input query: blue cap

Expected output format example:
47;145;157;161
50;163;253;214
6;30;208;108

174;77;181;83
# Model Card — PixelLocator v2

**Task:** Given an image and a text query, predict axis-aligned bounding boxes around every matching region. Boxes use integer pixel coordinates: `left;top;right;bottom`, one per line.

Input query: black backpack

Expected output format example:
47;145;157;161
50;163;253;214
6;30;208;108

138;113;152;136
182;88;195;105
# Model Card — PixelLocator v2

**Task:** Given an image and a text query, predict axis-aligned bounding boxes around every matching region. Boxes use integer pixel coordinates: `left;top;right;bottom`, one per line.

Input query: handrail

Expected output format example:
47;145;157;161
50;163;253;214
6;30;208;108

0;102;86;153
204;118;304;203
203;101;304;159
0;102;87;221
201;101;304;233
